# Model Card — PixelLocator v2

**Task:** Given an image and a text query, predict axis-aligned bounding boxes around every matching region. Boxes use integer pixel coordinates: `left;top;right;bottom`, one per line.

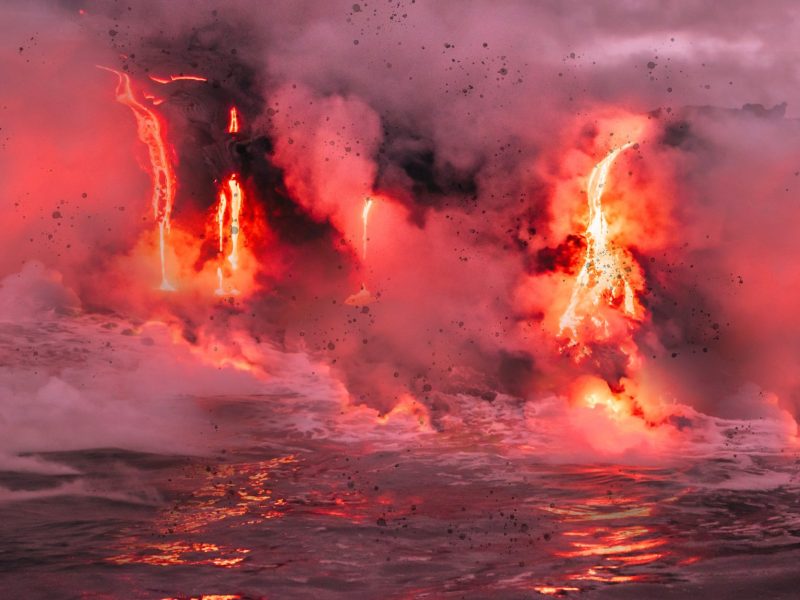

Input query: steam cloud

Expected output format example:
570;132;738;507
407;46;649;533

1;0;799;462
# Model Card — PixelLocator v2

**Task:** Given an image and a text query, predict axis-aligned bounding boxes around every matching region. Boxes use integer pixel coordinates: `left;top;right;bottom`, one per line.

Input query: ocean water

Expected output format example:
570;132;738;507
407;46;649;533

2;402;800;598
1;317;799;599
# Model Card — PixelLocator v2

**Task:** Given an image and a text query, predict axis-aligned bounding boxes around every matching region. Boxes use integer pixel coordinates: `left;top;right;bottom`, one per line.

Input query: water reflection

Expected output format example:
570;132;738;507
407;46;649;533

110;540;250;567
532;465;687;594
108;455;296;569
161;596;242;600
6;437;794;599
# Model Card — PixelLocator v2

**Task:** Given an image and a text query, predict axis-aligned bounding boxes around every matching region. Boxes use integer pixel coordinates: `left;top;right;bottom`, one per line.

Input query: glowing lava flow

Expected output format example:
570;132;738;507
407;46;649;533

228;107;240;134
345;197;377;306
361;197;373;261
216;189;227;253
214;175;244;296
225;175;244;272
559;143;640;351
148;74;208;84
213;105;246;296
100;66;176;290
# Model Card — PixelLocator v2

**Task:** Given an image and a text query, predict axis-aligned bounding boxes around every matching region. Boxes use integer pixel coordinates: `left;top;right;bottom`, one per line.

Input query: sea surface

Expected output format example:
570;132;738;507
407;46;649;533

1;317;799;599
2;400;800;599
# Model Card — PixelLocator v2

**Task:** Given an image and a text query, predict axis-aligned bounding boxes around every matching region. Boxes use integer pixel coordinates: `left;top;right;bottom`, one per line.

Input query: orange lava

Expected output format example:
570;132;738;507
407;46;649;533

228;106;240;133
361;197;373;262
148;74;208;84
534;586;581;596
376;394;431;430
559;142;645;356
99;66;176;290
213;174;246;295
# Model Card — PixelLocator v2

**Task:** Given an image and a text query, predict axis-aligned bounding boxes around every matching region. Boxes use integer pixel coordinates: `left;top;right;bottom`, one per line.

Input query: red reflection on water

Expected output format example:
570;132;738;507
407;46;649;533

109;541;249;568
108;456;296;569
534;585;581;596
532;465;688;593
161;596;244;600
558;525;665;558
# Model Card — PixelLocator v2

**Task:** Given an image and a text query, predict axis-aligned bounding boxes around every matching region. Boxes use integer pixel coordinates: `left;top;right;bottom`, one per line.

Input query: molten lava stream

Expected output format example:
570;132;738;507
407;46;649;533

550;134;666;428
225;175;244;272
345;197;376;306
157;220;173;291
228;106;240;134
99;66;177;291
148;74;208;84
362;197;373;262
214;174;245;296
559;143;642;353
216;188;227;254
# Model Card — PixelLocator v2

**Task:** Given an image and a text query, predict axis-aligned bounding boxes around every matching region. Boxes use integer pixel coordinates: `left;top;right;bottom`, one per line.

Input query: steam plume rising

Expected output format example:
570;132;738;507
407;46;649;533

1;0;799;455
4;6;800;599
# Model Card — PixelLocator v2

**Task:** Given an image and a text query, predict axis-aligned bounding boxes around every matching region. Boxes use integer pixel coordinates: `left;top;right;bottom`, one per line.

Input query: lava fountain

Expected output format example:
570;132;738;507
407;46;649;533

148;74;208;84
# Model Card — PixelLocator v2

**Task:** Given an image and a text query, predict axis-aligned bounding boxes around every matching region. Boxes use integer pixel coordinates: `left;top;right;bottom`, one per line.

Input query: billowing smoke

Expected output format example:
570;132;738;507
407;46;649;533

1;0;799;463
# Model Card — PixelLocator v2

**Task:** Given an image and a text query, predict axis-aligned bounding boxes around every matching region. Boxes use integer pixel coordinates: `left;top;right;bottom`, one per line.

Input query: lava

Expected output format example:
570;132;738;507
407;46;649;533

375;394;431;430
224;175;244;272
216;188;227;254
99;66;176;290
228;106;240;134
148;74;208;84
345;197;377;306
157;221;173;291
142;92;165;106
559;143;643;354
213;174;245;295
543;132;670;434
215;106;245;293
361;197;373;261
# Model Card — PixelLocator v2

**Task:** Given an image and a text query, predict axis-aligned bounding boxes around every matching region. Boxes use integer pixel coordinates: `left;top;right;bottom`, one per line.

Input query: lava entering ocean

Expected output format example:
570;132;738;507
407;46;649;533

558;142;643;352
557;136;652;427
99;66;178;291
81;63;797;459
215;174;245;296
3;3;800;598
